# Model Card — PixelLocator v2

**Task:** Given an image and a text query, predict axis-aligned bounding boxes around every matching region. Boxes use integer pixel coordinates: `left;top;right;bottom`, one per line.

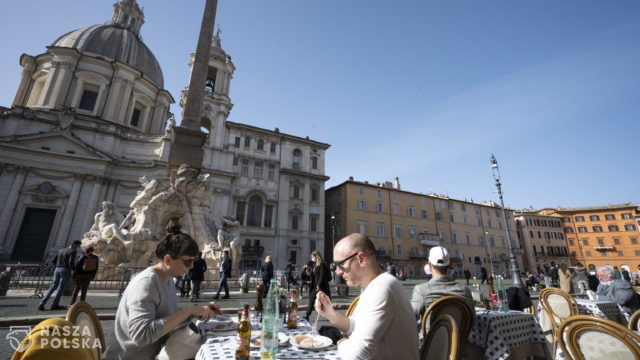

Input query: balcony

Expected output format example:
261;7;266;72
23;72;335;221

242;245;264;256
594;245;615;252
419;232;441;246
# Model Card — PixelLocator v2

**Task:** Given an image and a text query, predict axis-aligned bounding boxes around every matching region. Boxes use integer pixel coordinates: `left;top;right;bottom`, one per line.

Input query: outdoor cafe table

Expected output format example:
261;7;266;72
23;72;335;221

196;318;341;360
466;308;549;360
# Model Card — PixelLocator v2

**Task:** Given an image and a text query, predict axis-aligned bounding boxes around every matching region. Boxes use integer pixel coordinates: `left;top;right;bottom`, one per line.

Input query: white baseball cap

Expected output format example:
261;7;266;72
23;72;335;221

428;246;450;267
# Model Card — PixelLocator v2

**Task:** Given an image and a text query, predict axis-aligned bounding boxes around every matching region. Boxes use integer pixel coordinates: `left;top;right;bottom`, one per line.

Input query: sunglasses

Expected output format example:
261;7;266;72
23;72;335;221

176;257;195;267
332;252;358;270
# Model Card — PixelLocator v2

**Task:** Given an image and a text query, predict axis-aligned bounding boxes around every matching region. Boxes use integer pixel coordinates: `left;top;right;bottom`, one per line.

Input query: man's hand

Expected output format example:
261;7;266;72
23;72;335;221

192;303;218;321
315;291;334;318
207;302;222;315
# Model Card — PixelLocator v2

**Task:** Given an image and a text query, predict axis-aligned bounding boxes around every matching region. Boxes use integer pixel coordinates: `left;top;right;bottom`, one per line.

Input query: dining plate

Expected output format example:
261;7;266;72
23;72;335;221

289;334;333;350
197;315;236;331
249;332;289;348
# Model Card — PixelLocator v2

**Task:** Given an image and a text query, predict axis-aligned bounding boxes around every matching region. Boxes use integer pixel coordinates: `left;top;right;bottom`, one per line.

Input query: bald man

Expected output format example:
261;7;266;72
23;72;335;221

315;233;419;360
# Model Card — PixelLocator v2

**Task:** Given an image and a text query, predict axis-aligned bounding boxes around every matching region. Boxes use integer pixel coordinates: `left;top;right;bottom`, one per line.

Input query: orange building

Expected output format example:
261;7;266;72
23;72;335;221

540;204;640;272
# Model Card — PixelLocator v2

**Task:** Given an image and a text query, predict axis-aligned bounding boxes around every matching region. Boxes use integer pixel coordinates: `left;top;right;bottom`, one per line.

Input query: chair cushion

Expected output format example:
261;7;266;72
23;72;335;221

576;330;634;360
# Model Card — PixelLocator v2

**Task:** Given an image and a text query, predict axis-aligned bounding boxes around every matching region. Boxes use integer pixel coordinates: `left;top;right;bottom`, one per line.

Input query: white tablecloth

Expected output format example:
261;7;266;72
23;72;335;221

575;299;623;323
469;309;548;360
196;318;341;360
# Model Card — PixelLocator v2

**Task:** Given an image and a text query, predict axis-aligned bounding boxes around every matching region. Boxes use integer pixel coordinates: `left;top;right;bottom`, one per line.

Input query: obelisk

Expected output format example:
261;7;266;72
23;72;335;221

168;0;218;169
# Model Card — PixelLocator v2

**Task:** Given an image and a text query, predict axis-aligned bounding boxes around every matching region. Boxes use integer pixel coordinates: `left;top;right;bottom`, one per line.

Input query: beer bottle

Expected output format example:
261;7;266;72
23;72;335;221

286;291;298;329
235;304;251;360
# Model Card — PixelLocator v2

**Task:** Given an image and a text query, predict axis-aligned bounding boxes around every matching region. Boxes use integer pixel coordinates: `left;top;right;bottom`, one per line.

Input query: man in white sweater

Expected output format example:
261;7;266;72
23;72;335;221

315;233;419;360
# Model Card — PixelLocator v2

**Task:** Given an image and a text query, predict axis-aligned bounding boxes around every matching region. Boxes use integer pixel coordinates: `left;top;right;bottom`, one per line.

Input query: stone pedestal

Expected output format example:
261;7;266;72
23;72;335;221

168;127;207;168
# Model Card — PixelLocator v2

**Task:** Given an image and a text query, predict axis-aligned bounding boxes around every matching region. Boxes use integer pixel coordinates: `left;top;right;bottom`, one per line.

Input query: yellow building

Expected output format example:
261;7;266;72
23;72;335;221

540;204;640;271
513;210;570;273
325;179;524;278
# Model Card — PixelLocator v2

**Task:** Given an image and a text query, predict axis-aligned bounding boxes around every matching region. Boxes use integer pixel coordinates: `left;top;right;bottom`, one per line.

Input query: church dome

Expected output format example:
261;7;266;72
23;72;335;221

51;24;164;88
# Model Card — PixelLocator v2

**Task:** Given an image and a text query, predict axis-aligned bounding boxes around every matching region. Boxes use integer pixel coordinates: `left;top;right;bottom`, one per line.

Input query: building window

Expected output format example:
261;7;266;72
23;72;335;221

247;195;263;227
564;227;574;233
438;230;445;242
601;251;608;257
577;227;587;233
407;207;414;217
292;149;301;170
597;238;604;245
78;84;99;111
613;238;620;245
465;233;471;245
130;105;142;127
358;200;366;210
461;204;466;212
436;212;443;221
292;184;301;199
310;215;319;232
376;202;384;213
235;201;246;225
452;232;458;244
392;204;400;215
377;189;382;198
605;214;615;220
632;237;638;245
311;188;319;202
270;143;276;153
359;185;364;195
585;251;591;257
257;139;264;150
357;222;368;235
376;224;385;237
291;214;299;230
421;210;427;218
264;205;273;228
409;226;416;240
608;225;619;232
636;250;640;256
244;137;251;148
625;224;637;231
569;239;575;246
622;213;632;219
268;164;276;180
589;215;600;221
311;156;318;170
240;159;249;176
232;157;239;166
583;239;589;245
575;216;585;222
234;137;241;147
592;226;603;232
253;161;264;178
397;245;403;255
394;224;402;238
392;192;398;201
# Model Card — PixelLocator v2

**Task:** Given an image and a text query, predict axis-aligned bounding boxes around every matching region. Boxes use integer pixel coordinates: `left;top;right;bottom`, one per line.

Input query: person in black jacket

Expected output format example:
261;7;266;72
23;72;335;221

261;255;274;298
214;250;232;299
190;252;207;301
38;240;81;311
70;246;99;305
305;250;331;320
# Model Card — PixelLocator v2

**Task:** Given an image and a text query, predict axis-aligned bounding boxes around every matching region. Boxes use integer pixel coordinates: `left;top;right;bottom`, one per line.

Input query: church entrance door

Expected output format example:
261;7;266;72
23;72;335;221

11;208;57;262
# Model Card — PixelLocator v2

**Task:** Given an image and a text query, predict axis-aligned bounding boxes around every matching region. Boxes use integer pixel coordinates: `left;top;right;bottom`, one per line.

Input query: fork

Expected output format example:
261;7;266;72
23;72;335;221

310;311;320;336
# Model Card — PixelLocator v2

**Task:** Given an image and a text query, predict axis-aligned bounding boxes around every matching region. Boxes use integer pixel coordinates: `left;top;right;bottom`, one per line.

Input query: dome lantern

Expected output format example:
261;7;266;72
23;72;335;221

111;0;145;36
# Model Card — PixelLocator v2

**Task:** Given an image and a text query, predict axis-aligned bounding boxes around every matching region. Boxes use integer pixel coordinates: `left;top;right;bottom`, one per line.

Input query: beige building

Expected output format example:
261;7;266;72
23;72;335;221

325;178;524;278
513;210;570;273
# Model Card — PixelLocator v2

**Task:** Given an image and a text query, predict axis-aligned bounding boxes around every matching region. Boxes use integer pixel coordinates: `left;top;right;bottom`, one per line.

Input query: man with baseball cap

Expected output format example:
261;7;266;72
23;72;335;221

410;246;473;319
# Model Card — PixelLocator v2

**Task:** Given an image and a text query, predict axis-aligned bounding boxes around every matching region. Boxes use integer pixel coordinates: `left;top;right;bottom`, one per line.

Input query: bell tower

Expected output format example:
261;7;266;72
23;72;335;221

180;29;235;149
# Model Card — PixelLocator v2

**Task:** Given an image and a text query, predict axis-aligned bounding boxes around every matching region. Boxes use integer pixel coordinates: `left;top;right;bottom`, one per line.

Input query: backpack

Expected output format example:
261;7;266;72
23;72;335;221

82;256;98;272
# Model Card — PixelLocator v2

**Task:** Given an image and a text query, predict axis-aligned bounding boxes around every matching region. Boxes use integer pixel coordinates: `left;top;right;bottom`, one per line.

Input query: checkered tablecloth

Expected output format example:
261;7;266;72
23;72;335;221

196;319;341;360
470;309;547;360
575;299;623;322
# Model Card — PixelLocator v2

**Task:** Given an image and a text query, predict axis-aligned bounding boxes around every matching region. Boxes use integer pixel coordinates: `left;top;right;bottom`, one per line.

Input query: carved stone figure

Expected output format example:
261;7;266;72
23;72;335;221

217;215;242;270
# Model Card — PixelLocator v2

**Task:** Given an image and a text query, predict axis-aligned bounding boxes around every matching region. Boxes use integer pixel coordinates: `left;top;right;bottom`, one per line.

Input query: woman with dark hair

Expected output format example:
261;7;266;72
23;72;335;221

305;250;331;320
105;221;221;360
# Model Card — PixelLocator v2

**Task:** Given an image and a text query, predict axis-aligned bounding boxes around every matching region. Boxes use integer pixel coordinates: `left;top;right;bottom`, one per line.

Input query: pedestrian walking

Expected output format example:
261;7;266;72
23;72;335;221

70;246;99;305
38;240;81;311
214;250;231;299
285;261;296;291
464;268;471;285
190;252;207;300
480;266;488;284
305;250;331;320
261;255;274;298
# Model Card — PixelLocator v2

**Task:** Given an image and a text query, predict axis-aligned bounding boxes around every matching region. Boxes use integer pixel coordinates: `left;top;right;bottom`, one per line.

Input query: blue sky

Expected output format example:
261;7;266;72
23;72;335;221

1;0;639;209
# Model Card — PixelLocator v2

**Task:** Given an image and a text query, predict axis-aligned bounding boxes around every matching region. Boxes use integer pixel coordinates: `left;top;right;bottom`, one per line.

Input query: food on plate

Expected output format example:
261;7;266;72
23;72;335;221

250;333;288;347
292;335;317;347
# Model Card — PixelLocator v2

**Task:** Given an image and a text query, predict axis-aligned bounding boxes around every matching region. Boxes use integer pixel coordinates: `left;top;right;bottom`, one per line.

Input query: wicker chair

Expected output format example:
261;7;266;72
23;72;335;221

539;287;580;355
345;296;360;317
629;309;640;332
420;296;474;357
420;314;459;360
66;301;105;360
557;315;640;360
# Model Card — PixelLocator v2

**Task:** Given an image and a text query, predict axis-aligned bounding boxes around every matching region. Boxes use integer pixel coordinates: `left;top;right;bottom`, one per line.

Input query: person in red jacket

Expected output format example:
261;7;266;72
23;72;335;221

70;246;99;305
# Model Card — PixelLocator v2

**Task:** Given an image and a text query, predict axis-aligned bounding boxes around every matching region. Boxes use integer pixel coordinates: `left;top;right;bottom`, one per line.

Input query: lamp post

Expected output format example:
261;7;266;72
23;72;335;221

490;154;524;288
484;230;495;278
330;214;336;259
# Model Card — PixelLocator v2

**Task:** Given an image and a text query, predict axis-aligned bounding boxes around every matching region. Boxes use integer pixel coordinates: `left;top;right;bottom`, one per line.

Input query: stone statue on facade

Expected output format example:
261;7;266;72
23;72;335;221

216;215;242;270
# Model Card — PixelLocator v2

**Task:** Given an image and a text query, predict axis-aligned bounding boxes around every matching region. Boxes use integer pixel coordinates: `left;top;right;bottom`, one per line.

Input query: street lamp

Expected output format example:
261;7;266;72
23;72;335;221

330;214;336;259
490;154;524;288
484;230;495;278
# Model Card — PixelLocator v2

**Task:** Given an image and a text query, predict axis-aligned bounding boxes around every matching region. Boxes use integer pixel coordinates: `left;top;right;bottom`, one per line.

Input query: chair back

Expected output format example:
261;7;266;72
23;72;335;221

540;287;579;323
420;295;474;356
420;314;459;360
345;296;360;317
629;309;640;331
66;301;105;360
557;315;640;360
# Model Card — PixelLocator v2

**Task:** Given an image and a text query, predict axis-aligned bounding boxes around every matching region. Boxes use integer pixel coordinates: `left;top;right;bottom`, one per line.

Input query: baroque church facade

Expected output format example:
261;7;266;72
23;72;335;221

0;0;329;269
